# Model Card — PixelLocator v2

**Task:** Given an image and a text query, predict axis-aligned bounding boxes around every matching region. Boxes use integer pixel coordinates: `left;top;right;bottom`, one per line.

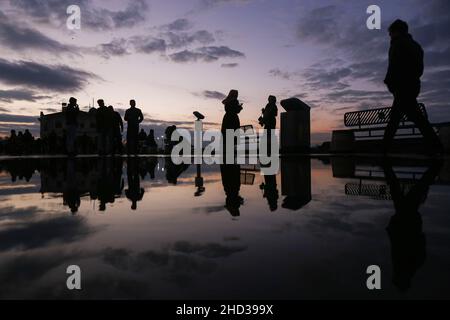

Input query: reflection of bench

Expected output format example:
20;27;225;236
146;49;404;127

331;104;450;152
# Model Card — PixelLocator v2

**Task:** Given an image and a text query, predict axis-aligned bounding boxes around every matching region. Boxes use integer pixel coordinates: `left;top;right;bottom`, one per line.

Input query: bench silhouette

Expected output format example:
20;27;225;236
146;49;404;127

344;104;431;139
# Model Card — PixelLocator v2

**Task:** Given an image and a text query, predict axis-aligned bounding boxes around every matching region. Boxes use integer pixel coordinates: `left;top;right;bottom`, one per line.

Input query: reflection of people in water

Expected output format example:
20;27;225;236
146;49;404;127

2;159;35;182
146;157;158;180
126;158;145;210
383;159;442;292
221;164;244;217
165;158;189;185
113;157;124;197
97;158;116;211
260;174;279;211
63;159;80;214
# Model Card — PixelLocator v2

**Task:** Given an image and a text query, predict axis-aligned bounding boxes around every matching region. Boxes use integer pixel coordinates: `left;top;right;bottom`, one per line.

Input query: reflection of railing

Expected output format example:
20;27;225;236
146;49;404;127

345;104;428;128
345;181;415;200
342;104;450;140
353;168;423;182
240;171;255;185
239;125;260;151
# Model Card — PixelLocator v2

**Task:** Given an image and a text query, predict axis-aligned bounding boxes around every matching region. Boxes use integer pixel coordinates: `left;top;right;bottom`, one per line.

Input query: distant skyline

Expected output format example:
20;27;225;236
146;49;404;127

0;0;449;144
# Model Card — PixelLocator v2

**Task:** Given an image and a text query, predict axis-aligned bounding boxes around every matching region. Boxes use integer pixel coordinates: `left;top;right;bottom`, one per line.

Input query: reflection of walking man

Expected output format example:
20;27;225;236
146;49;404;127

383;20;443;154
383;159;442;291
125;100;144;155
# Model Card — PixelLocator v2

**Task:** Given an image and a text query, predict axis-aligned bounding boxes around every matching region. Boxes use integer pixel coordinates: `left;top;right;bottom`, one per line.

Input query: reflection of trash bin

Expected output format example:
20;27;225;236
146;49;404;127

331;157;355;178
439;126;450;153
280;98;311;154
281;157;312;210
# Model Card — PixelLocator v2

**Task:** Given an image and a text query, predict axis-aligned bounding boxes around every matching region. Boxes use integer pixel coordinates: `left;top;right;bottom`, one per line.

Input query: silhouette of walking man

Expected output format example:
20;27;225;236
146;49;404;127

125;100;144;155
383;20;443;154
65;97;79;156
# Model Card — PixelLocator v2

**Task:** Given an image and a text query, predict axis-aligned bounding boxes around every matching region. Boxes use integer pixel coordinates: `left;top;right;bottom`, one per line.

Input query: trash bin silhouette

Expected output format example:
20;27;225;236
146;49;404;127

280;98;311;153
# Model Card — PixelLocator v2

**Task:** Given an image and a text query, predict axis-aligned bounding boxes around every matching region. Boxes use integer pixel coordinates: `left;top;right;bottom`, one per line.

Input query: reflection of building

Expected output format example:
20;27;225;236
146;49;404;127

39;164;98;195
281;157;312;210
39;104;98;139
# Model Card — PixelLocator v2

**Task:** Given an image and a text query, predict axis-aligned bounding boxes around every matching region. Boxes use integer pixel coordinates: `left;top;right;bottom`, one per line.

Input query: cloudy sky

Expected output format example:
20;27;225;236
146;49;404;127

0;0;449;144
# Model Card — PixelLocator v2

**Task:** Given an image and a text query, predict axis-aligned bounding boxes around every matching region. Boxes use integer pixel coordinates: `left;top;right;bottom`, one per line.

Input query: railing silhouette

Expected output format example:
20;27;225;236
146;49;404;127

344;104;430;139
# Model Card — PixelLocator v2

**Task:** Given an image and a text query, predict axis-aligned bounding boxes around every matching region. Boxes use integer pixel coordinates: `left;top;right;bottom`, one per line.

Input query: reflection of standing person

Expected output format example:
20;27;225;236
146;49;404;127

63;159;80;214
383;20;443;154
260;174;279;212
65;97;79;156
221;90;242;155
126;158;145;210
220;164;243;217
383;159;442;292
97;158;115;211
125;100;144;155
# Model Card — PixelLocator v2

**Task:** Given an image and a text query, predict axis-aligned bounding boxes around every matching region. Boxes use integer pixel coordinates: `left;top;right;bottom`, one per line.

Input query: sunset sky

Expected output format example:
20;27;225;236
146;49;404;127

0;0;449;144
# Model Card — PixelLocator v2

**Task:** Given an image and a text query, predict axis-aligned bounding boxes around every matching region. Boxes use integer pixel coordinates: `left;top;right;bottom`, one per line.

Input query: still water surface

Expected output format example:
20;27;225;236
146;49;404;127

0;156;449;299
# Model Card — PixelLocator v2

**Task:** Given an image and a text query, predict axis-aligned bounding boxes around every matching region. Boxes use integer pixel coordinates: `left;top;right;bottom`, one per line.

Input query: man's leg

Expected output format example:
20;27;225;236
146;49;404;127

383;99;403;152
404;104;443;151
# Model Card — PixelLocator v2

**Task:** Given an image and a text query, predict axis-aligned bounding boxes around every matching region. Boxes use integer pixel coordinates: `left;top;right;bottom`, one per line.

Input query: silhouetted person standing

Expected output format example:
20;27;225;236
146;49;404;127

383;20;443;154
139;129;147;142
23;129;34;154
260;95;278;156
96;99;113;156
125;100;144;155
383;159;442;292
146;129;157;150
7;130;17;155
65;97;80;156
221;90;243;155
110;106;123;155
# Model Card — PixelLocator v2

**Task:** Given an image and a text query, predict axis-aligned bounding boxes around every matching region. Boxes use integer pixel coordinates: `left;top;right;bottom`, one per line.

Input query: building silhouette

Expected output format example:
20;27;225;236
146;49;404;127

39;104;98;142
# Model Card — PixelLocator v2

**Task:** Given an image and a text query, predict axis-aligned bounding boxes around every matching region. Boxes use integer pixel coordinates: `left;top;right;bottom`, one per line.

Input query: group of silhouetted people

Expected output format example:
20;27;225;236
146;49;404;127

3;129;35;155
220;90;278;153
44;97;146;156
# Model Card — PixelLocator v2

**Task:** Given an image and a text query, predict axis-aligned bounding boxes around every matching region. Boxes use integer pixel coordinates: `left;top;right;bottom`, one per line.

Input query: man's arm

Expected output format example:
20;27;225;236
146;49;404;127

138;110;144;123
384;43;401;92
